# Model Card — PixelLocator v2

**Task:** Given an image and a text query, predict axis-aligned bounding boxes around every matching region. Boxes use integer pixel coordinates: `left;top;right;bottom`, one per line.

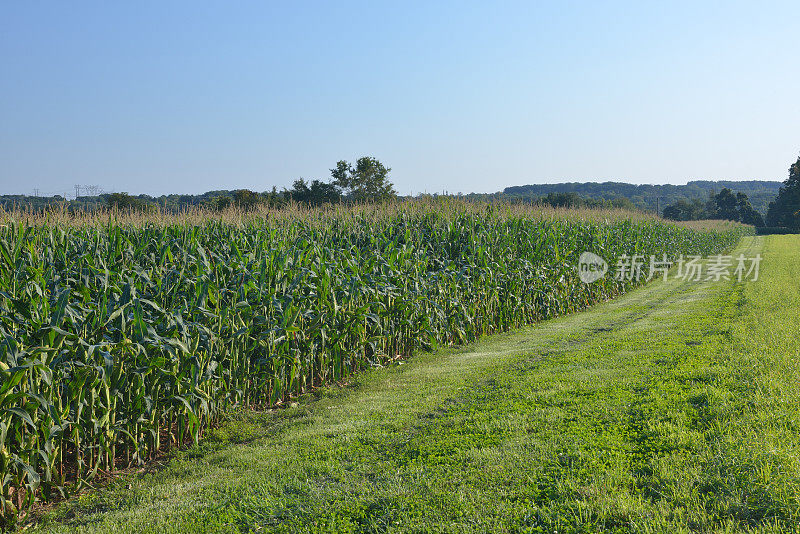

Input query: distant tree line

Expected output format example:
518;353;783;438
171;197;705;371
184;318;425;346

6;156;798;224
662;188;764;226
108;157;396;211
3;156;397;213
534;192;636;210
104;188;286;212
499;180;782;215
660;154;800;229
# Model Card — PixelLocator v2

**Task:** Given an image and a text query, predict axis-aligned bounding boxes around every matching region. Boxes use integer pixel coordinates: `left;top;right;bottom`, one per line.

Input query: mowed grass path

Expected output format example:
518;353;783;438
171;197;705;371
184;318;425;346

29;235;800;533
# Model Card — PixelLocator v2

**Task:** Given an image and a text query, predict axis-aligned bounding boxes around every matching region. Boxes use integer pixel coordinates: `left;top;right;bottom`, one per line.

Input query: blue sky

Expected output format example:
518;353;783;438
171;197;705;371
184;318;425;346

1;1;799;197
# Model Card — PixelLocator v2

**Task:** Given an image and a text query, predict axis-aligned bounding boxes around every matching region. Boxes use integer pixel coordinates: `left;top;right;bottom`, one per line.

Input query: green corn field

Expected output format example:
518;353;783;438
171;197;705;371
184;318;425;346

0;201;748;520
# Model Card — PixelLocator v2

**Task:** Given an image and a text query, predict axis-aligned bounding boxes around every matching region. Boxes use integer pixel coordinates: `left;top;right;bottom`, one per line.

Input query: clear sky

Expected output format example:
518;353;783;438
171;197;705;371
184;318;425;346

1;1;799;197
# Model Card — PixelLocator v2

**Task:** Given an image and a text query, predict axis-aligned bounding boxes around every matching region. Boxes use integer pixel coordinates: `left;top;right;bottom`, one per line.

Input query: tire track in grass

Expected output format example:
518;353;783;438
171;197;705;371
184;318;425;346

620;237;768;531
383;237;768;531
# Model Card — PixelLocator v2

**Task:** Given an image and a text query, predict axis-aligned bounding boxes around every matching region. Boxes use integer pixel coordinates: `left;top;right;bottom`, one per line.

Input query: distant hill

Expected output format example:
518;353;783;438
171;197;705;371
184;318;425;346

0;180;784;216
500;180;783;214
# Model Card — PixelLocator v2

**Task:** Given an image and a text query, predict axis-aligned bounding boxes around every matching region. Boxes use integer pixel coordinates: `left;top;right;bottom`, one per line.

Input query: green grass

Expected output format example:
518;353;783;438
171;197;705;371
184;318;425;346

24;235;800;533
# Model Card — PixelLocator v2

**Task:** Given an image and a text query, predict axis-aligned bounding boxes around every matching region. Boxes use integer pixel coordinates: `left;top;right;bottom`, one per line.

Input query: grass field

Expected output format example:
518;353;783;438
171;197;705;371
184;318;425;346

21;235;800;533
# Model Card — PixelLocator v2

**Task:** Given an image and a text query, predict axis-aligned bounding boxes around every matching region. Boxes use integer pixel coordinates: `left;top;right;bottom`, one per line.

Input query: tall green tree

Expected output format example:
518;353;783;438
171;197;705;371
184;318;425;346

710;188;739;220
233;189;260;210
765;155;800;228
213;196;232;211
261;186;286;208
287;179;341;206
662;198;708;221
105;192;147;210
735;192;764;226
663;189;763;226
331;157;396;202
705;188;763;225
